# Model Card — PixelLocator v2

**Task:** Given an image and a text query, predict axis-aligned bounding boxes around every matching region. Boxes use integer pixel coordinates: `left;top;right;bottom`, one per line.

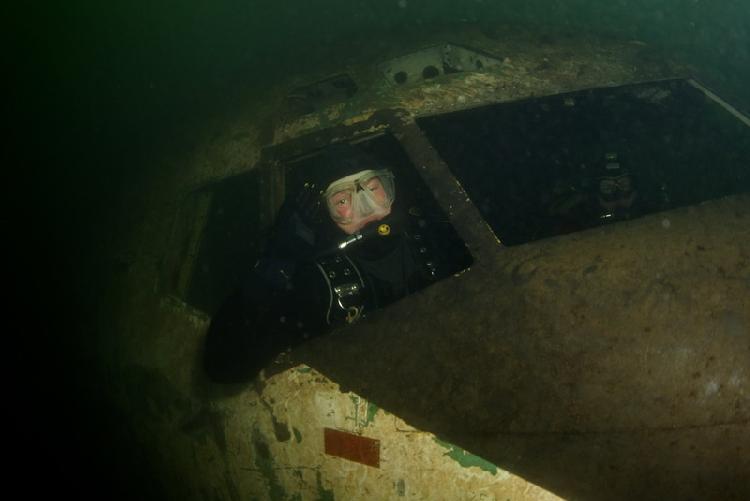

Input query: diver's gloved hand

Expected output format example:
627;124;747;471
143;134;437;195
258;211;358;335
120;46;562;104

264;182;324;261
294;182;324;227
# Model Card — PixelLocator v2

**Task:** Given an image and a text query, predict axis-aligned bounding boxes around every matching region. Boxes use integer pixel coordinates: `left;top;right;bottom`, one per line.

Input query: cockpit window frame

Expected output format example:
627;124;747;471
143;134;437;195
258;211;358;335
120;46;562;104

264;109;500;266
162;76;750;312
415;77;750;247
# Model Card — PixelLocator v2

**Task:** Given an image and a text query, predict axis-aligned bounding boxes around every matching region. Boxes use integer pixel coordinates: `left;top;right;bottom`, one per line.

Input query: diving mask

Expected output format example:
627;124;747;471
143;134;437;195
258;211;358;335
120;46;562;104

323;169;395;231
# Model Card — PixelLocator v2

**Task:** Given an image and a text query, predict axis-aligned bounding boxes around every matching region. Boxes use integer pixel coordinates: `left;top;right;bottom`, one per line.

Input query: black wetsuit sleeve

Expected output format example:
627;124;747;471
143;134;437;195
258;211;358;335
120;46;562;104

203;188;337;383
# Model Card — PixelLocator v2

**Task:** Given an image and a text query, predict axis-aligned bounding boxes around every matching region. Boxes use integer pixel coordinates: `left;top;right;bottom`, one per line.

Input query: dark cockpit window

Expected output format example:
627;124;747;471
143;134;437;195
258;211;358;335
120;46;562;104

417;79;750;245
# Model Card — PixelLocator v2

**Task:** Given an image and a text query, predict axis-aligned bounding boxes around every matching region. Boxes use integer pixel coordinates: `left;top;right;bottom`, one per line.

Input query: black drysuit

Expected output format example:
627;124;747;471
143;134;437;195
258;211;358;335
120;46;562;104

203;205;453;383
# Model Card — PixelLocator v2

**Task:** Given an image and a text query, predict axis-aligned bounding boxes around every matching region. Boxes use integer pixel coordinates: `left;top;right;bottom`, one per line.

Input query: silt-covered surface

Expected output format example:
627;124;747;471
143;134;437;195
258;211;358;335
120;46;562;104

285;194;750;500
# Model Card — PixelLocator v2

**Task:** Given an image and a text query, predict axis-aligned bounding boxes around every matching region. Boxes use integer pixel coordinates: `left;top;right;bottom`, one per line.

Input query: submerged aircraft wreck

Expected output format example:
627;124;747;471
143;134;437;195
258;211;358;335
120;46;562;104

105;27;749;500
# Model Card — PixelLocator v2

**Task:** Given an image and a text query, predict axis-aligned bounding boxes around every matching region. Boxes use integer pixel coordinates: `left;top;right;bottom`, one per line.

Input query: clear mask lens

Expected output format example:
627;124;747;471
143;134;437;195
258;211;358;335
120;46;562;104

324;169;395;225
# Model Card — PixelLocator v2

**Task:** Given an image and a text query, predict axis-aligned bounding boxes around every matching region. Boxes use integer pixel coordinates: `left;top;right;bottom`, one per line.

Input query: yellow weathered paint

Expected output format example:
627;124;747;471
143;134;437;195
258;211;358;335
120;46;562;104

241;365;562;500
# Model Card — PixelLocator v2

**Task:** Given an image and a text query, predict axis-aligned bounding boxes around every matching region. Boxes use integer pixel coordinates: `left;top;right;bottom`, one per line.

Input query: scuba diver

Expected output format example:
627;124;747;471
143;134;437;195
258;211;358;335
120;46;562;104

547;151;641;234
204;143;466;383
594;151;640;222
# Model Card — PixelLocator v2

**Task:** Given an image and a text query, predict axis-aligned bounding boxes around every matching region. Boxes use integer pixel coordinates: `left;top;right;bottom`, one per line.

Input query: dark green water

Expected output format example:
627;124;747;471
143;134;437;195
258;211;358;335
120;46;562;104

28;1;750;172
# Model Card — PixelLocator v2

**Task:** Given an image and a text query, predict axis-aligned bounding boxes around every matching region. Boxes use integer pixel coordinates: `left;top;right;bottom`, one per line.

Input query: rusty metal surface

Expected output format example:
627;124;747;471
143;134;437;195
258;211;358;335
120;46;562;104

272;29;685;145
288;194;750;500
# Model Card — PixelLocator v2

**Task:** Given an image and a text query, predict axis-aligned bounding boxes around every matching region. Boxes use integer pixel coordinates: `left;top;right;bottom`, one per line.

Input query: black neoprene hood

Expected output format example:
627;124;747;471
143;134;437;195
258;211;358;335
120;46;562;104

313;143;386;191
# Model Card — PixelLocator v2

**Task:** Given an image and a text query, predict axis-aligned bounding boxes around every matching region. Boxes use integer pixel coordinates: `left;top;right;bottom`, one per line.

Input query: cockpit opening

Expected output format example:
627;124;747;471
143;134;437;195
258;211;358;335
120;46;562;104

418;78;750;245
164;131;473;319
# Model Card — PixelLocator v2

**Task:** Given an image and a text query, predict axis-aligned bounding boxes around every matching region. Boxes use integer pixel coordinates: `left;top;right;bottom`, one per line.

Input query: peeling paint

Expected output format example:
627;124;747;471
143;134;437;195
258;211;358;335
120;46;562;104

366;402;379;427
395;478;406;497
252;430;286;500
434;438;499;475
292;427;302;443
347;395;380;429
315;470;335;501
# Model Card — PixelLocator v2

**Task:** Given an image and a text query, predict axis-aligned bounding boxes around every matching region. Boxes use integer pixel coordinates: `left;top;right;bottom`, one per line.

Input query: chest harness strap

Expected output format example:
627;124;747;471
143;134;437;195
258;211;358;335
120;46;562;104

315;253;366;326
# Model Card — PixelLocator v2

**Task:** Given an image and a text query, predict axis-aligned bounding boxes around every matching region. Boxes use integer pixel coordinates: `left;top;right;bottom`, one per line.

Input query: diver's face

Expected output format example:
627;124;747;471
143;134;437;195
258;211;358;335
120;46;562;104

328;176;391;234
329;190;354;222
328;178;388;221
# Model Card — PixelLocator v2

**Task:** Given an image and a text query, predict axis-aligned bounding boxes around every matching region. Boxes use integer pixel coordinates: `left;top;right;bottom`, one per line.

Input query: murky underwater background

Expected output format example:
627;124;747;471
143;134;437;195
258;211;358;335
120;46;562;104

20;1;749;498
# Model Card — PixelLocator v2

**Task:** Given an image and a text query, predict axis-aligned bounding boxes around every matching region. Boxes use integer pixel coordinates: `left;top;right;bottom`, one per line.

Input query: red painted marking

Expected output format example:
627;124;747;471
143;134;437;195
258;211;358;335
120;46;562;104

324;428;380;468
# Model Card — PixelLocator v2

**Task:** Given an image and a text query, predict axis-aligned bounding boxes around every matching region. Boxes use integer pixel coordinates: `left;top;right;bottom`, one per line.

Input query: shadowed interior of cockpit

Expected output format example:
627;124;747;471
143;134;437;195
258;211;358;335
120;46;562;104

419;79;750;245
